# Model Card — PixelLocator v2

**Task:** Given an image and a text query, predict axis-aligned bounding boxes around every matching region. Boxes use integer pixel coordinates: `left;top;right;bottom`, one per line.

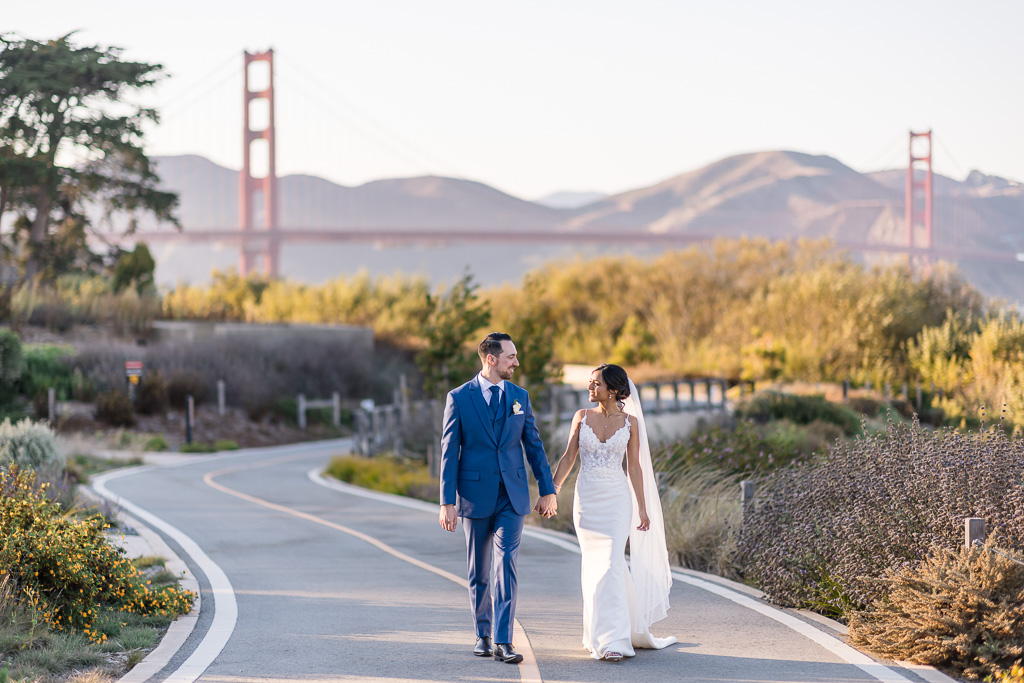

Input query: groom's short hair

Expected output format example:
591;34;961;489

478;332;512;364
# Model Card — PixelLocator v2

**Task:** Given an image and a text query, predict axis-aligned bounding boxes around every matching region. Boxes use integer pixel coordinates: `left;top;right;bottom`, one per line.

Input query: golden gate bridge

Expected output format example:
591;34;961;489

115;49;1024;277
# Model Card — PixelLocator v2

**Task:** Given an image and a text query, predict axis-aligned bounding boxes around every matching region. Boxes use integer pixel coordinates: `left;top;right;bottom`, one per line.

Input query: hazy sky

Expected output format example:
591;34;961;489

6;1;1023;199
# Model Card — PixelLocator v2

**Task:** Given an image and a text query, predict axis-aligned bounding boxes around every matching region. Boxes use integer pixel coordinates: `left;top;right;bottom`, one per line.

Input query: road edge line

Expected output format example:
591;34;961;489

92;466;238;683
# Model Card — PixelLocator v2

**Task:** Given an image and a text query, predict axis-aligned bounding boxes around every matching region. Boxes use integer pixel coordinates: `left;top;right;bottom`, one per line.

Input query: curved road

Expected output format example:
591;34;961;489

94;440;947;683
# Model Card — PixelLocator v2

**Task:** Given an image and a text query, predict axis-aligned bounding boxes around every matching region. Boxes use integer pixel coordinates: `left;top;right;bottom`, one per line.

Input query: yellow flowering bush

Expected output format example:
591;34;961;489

0;466;194;641
990;663;1024;683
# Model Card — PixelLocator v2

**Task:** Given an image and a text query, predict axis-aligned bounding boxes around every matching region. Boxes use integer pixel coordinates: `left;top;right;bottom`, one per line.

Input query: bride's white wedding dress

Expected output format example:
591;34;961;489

574;408;677;659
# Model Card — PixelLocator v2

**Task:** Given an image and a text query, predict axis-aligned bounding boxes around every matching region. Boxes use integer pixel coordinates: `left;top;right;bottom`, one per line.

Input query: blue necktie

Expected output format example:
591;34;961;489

489;386;501;421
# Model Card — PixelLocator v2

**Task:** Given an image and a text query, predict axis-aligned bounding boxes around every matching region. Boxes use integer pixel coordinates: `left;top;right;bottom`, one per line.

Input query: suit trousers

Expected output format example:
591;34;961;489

463;480;524;643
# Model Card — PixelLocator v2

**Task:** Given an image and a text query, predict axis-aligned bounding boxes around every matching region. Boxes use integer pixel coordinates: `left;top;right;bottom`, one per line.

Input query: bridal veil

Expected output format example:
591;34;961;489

622;378;676;647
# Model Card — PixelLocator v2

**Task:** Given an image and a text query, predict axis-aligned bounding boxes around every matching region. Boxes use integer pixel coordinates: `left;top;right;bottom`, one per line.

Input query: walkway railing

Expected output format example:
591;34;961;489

547;378;730;425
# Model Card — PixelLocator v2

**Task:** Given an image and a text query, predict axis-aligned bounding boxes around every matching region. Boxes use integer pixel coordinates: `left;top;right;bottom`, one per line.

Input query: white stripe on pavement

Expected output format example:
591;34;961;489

92;467;239;683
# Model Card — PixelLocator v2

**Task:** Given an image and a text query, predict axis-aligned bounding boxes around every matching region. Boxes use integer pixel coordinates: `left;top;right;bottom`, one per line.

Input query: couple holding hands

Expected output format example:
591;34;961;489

439;332;676;664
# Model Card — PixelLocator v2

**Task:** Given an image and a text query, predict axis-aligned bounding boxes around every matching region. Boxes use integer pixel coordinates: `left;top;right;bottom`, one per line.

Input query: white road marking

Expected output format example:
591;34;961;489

92;467;239;683
307;469;917;683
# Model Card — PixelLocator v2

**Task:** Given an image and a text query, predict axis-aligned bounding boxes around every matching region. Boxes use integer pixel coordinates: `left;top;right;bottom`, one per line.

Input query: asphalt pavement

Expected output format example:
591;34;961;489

94;439;955;683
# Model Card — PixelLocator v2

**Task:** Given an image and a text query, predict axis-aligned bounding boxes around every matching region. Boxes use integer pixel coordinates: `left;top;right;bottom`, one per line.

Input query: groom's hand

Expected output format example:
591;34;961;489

439;504;458;532
534;493;557;518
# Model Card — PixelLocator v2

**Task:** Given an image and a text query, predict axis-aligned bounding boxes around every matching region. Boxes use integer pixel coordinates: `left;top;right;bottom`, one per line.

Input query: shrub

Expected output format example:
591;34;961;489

0;329;23;406
167;371;207;409
661;417;820;474
213;440;239;451
0;418;62;474
845;395;882;418
135;371;169;415
325;455;436;502
15;344;74;401
849;539;1024;680
0;466;194;639
179;442;212;453
737;420;1024;620
143;435;168;452
738;392;861;435
990;663;1024;683
94;391;136;427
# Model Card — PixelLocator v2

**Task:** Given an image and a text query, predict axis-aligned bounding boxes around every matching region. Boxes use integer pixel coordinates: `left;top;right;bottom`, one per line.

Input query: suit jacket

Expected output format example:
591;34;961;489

439;377;556;517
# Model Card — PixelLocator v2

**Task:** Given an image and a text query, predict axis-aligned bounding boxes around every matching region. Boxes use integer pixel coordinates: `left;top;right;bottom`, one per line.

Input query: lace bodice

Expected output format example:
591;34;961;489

578;411;630;480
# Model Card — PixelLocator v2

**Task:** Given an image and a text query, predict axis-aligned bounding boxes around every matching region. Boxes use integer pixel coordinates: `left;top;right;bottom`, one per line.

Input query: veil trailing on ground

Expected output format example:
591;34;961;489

622;378;675;643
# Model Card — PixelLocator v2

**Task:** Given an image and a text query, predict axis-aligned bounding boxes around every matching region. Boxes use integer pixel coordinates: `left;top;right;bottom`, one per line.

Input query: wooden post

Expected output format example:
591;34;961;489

399;373;410;420
885;383;892;403
550;386;559;431
843;379;849;400
704;380;712;408
965;518;986;549
297;394;307;429
48;387;56;423
185;395;195;444
916;384;923;411
332;392;341;428
901;383;909;402
673;382;681;411
217;380;226;416
653;383;662;414
740;480;754;505
740;480;755;520
721;380;728;408
689;381;696;408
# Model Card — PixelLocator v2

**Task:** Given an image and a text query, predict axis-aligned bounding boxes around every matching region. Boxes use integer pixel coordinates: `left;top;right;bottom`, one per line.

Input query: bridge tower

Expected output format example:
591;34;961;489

239;49;279;278
905;130;933;261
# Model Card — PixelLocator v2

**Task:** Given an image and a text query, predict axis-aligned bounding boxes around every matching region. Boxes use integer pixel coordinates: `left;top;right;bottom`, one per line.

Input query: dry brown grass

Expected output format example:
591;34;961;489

661;465;743;578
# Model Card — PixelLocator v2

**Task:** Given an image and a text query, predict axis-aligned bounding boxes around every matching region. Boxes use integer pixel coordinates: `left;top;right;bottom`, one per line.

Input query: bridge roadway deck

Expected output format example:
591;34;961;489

98;440;944;683
104;228;1021;264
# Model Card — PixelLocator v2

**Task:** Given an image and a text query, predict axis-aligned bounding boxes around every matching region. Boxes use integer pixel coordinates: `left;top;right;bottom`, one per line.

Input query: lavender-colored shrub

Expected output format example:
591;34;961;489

737;418;1024;619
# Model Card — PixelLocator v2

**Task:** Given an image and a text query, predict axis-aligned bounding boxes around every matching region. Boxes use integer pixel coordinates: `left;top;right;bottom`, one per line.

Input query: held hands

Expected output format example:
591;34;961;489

439;504;458;532
637;509;650;532
534;493;558;518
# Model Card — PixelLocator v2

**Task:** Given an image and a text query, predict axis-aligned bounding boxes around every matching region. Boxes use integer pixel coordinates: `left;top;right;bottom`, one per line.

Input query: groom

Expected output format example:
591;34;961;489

439;332;558;664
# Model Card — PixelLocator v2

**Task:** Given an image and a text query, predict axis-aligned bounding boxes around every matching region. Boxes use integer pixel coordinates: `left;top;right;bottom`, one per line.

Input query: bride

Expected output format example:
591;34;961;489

551;363;677;661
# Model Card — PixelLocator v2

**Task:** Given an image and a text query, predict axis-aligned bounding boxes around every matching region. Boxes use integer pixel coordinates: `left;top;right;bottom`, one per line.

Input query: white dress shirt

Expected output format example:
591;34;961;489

477;373;505;406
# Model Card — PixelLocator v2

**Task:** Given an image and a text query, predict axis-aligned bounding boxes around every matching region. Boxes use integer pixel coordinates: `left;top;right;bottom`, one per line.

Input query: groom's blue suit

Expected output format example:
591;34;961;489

440;376;556;643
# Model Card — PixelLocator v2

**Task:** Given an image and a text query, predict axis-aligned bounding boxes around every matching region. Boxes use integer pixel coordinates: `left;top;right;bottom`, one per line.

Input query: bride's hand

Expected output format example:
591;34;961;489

637;510;650;531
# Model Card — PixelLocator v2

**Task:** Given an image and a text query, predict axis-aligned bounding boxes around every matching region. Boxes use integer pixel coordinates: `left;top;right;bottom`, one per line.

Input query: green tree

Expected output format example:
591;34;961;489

415;272;491;398
112;243;156;294
0;33;178;281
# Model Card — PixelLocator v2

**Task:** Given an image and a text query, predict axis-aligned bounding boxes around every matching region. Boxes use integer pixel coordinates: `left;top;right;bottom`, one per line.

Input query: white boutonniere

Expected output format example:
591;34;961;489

512;400;523;416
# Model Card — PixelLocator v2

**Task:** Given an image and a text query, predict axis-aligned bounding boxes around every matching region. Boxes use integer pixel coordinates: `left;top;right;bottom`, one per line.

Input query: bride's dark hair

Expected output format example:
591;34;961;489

594;363;630;401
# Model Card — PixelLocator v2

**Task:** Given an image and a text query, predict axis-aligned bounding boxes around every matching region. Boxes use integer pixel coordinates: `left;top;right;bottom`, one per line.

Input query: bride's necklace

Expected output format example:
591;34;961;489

592;405;624;421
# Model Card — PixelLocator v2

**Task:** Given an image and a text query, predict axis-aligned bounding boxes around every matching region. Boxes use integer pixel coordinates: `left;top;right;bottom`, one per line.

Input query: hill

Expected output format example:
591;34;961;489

136;153;1024;301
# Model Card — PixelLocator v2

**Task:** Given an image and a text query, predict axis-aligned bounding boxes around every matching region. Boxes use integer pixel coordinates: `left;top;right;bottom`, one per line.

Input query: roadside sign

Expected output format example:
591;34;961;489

125;360;143;385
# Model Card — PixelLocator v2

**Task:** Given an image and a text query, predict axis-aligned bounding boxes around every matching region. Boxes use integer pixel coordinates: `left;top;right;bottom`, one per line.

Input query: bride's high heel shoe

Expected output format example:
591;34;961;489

603;652;623;662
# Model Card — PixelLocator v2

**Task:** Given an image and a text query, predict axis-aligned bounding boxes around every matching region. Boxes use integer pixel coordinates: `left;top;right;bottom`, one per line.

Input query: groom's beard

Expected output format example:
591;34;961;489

499;367;515;380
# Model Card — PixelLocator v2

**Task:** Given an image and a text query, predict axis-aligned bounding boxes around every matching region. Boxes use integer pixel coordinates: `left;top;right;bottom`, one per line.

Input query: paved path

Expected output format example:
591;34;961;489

94;440;949;683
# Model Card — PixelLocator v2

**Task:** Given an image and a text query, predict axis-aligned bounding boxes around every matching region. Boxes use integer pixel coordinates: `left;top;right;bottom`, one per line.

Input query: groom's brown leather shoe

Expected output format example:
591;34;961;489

494;643;523;664
473;636;492;657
